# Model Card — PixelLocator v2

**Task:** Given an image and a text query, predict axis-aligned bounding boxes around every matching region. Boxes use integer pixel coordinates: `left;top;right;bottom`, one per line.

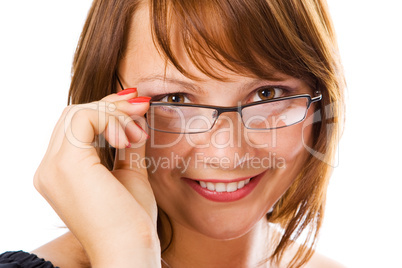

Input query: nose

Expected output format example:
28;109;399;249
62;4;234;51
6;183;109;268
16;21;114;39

210;112;241;148
187;111;257;170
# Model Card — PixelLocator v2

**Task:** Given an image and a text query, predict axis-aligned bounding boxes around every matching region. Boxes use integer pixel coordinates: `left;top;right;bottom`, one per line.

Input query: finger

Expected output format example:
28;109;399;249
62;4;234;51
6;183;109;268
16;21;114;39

61;101;149;152
113;144;146;171
101;104;148;148
43;105;77;158
103;113;149;149
63;103;100;149
45;90;145;155
103;115;130;149
112;134;153;220
112;169;158;224
101;88;138;102
45;90;135;156
112;97;151;119
95;98;150;133
107;99;150;146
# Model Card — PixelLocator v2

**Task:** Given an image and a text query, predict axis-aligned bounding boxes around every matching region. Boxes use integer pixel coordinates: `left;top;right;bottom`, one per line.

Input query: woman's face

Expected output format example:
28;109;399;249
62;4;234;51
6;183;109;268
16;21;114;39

119;7;315;240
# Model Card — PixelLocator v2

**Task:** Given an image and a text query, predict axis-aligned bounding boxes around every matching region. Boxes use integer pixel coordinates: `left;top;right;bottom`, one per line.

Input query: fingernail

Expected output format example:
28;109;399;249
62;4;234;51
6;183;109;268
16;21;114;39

117;88;137;96
128;96;151;104
134;122;150;139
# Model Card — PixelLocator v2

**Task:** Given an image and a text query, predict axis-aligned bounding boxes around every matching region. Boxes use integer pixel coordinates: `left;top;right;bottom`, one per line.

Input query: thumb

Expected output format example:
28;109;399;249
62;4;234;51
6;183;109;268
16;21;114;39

112;126;157;224
113;117;149;175
113;145;147;176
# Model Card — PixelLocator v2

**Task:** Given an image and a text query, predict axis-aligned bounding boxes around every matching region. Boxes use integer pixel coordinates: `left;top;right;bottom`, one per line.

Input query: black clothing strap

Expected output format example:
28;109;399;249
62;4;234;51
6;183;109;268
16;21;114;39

0;251;56;268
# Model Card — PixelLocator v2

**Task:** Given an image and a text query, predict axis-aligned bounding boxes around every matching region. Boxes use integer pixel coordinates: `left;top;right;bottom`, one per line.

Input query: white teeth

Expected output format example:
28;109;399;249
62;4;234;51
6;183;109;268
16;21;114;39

226;182;238;192
198;178;252;192
206;182;215;191
199;181;207;188
215;183;226;192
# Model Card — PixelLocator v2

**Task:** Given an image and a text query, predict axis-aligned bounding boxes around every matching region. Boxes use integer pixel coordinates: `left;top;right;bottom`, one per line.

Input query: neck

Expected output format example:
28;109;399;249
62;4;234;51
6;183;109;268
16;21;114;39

159;213;272;268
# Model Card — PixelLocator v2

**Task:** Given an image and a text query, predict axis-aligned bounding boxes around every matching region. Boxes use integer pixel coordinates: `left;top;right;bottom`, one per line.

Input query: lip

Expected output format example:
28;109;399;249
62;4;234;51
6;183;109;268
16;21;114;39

183;171;266;202
196;176;255;183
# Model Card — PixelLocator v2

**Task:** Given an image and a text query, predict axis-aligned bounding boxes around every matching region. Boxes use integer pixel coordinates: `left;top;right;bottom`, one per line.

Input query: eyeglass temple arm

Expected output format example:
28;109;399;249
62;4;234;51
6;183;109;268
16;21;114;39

116;74;124;91
311;91;322;102
306;91;322;109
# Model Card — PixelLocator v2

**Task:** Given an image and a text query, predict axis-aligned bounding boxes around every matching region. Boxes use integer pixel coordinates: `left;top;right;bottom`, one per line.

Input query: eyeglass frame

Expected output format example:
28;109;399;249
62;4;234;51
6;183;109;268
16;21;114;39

116;72;322;134
145;91;322;134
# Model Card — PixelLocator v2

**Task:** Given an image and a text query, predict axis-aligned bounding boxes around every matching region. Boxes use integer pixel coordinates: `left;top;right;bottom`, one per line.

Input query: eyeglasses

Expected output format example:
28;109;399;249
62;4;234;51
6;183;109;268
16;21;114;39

145;92;322;134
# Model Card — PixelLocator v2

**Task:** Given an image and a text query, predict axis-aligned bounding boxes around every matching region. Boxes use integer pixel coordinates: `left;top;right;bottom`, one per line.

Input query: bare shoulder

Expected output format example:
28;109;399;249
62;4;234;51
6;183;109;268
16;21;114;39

31;231;90;268
305;251;347;268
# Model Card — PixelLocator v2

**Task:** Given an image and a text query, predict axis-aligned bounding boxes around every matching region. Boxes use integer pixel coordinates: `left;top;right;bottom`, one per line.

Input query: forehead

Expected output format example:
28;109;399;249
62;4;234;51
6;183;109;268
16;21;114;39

118;4;309;89
120;6;203;82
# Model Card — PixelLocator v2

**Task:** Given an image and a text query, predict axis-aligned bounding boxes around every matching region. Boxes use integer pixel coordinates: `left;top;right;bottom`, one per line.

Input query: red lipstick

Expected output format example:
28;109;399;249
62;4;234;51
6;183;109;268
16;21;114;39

183;171;266;202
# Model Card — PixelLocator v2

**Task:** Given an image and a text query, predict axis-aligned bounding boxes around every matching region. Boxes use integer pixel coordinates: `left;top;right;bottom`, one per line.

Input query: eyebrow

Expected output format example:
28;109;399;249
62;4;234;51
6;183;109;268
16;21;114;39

136;75;206;94
135;73;299;95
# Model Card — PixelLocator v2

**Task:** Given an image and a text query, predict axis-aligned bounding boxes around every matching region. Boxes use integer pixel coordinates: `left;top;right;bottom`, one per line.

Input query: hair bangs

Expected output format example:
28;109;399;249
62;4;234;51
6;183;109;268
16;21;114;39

150;0;315;83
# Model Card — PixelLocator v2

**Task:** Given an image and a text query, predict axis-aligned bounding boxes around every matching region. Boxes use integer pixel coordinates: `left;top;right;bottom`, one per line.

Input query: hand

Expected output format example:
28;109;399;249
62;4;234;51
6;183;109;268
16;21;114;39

34;91;161;267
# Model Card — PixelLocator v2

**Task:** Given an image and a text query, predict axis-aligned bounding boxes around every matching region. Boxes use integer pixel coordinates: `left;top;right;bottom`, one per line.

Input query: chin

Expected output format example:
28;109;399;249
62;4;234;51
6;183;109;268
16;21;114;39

184;209;266;240
201;227;254;241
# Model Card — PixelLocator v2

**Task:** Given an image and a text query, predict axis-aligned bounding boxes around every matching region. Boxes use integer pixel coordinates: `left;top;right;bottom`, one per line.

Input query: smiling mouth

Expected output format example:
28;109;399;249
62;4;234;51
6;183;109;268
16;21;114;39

185;172;265;202
196;177;253;193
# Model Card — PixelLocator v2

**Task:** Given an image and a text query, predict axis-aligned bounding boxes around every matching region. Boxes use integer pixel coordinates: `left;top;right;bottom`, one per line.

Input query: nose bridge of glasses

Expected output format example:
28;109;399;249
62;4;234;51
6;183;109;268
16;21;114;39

215;105;242;116
210;106;244;133
214;105;243;121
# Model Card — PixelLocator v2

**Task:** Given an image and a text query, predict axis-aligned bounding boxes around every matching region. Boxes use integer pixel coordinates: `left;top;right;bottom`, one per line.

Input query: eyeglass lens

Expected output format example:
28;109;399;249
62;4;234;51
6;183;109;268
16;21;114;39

242;97;309;130
147;97;310;133
147;105;217;133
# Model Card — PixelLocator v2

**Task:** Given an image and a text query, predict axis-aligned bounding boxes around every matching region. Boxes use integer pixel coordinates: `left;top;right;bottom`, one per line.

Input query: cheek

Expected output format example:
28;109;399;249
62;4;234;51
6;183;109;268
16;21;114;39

145;132;193;178
276;127;307;160
146;130;188;148
269;108;317;186
245;124;311;165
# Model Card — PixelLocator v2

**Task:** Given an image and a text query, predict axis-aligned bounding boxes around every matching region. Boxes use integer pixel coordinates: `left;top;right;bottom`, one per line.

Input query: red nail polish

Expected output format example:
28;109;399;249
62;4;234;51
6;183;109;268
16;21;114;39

128;96;151;104
117;88;137;96
134;122;150;139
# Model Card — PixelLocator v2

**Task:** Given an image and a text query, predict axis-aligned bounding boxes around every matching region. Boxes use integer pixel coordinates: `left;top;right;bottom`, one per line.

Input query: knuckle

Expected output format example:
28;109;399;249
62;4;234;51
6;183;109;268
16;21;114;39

33;161;56;195
107;102;117;112
33;167;44;193
33;152;72;195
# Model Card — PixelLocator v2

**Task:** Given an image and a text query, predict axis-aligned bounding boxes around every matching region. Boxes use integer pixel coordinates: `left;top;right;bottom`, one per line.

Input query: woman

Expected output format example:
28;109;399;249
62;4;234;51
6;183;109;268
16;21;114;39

0;0;345;267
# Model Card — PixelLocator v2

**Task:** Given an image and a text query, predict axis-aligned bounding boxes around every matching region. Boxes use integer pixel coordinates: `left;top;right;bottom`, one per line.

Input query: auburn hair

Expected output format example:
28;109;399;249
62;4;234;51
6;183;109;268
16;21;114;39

68;0;345;267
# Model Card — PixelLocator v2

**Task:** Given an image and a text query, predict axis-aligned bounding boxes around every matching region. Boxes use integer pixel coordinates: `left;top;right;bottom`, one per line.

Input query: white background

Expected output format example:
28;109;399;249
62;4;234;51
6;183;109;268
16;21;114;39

0;1;401;267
